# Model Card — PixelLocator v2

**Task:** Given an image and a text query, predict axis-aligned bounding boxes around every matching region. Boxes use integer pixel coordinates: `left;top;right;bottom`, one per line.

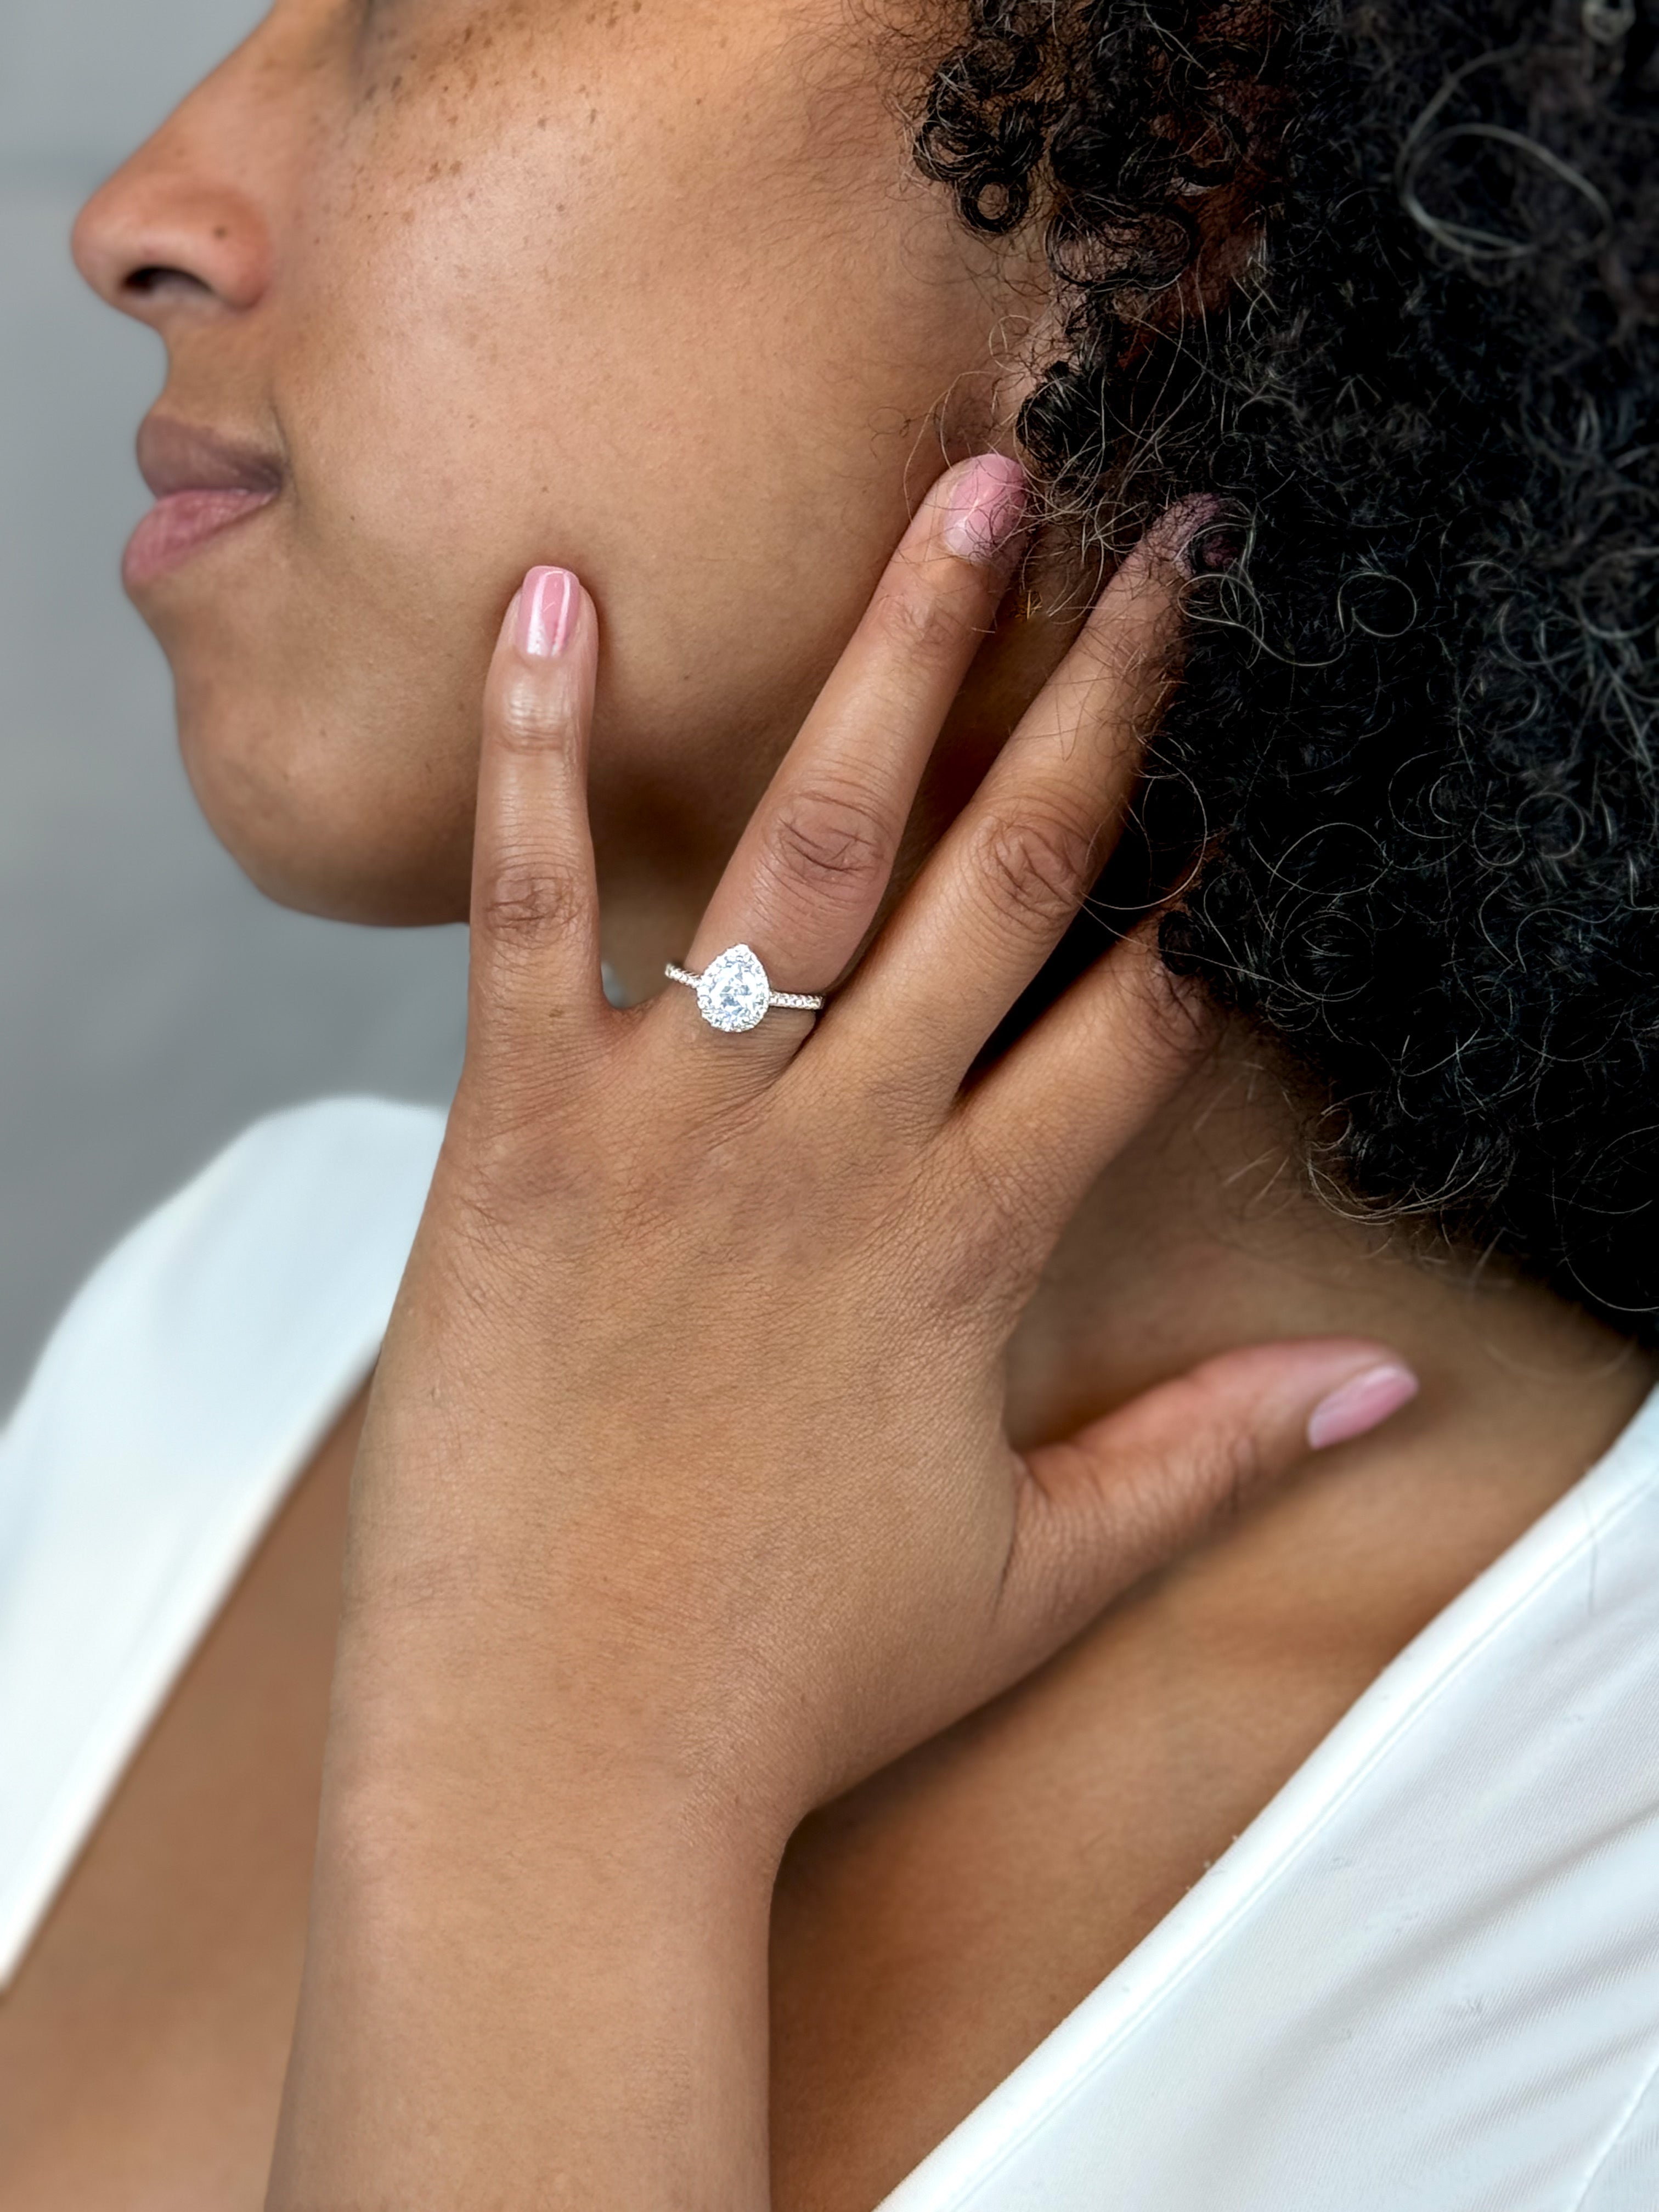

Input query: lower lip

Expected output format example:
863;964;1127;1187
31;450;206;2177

123;486;278;591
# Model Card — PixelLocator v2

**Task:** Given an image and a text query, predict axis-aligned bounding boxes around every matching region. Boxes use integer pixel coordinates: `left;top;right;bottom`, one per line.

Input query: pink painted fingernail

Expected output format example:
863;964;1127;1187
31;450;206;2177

1148;494;1227;580
1307;1363;1420;1452
940;454;1029;566
515;566;578;657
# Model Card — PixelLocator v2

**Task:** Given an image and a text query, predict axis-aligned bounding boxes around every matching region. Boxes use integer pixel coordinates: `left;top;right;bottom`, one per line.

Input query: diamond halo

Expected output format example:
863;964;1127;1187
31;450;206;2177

696;944;772;1033
663;945;826;1033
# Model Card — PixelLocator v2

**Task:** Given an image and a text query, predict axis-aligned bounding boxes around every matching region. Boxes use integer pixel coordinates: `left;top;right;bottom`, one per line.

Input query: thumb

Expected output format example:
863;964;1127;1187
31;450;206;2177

994;1341;1419;1680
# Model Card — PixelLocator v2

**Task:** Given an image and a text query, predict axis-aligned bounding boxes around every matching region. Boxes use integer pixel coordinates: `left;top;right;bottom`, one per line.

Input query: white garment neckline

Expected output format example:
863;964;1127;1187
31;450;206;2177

4;1098;1657;2210
0;1099;447;1987
883;1372;1659;2208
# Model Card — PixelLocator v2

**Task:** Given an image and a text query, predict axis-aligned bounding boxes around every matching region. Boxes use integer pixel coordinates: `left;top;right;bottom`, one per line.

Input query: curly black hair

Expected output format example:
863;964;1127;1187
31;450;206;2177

917;0;1659;1333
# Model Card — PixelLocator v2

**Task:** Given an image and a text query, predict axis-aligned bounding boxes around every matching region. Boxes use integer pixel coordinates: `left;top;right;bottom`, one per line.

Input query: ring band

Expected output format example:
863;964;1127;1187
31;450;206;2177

666;944;825;1033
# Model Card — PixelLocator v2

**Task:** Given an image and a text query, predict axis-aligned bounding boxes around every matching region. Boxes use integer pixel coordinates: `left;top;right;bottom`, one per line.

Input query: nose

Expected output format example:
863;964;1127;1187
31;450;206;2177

72;67;274;328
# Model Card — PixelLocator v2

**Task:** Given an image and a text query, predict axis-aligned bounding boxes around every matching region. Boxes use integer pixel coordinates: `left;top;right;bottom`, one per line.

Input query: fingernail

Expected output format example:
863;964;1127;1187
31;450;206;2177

1151;495;1227;580
1307;1363;1420;1452
940;454;1029;566
1193;524;1242;575
515;566;578;658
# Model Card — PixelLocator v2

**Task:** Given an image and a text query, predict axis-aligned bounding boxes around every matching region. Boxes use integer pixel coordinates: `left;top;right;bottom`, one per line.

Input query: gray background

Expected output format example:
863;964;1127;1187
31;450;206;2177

1;0;469;1414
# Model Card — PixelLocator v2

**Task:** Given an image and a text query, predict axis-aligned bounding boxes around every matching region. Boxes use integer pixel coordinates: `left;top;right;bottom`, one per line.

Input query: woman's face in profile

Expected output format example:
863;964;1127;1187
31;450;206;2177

73;0;1009;959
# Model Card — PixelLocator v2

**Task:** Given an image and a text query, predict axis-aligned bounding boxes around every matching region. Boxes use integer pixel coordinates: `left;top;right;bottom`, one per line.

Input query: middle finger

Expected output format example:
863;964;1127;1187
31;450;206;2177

833;501;1210;1103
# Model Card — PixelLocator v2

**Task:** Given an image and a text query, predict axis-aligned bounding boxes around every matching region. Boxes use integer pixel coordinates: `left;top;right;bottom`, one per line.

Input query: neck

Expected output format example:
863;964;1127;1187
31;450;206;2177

606;577;1654;1632
1007;1023;1655;1655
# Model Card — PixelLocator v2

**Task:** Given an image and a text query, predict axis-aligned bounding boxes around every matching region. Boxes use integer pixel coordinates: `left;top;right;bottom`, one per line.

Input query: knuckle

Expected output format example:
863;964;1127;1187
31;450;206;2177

853;1056;946;1145
476;862;582;952
440;1074;610;1246
974;804;1100;940
957;1131;1030;1226
871;576;972;662
761;783;893;907
935;1133;1052;1304
1155;1364;1272;1519
1187;1423;1266;1523
492;670;579;756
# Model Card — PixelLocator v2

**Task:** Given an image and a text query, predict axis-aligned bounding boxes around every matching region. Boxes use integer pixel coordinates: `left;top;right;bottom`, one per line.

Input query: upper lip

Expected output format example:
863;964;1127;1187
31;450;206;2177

136;414;285;501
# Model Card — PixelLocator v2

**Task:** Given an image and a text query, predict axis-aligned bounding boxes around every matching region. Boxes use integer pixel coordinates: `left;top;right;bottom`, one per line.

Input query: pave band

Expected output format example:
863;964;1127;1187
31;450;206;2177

664;970;826;1013
666;945;825;1033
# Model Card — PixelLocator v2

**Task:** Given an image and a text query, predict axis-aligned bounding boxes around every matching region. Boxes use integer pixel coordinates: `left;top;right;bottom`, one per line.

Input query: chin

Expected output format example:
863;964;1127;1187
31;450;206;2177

171;660;477;929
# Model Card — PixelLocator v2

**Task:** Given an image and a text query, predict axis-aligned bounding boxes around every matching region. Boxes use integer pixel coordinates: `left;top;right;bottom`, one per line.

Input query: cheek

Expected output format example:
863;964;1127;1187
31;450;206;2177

206;0;998;921
308;9;981;596
297;50;944;574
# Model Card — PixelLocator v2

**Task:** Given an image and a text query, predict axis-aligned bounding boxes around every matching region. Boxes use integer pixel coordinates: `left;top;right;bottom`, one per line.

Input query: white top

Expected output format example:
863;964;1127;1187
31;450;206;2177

3;1098;1658;2209
0;1099;445;1985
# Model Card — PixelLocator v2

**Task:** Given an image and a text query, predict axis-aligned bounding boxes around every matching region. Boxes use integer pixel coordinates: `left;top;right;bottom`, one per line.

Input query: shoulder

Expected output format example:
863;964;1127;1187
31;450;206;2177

0;1097;445;1986
4;1094;447;1460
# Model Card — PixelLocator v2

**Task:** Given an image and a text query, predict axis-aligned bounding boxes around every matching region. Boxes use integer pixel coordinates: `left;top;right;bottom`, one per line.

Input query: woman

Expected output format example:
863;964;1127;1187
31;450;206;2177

2;0;1657;2203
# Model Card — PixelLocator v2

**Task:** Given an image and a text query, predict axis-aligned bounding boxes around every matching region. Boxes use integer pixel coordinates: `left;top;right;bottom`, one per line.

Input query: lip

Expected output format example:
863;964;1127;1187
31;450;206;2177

123;416;284;591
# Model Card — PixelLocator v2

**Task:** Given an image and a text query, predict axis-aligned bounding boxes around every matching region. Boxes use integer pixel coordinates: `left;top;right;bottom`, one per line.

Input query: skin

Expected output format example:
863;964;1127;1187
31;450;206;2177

253;539;1647;2210
2;1;1650;2205
0;1395;365;2208
69;0;1025;945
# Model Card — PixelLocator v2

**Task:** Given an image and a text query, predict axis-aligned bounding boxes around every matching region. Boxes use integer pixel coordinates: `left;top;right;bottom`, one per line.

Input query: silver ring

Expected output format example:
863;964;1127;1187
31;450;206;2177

665;944;825;1034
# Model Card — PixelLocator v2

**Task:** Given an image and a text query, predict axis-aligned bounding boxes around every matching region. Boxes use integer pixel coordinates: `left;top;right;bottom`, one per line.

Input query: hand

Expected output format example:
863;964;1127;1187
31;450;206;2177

348;456;1408;1833
272;458;1414;2208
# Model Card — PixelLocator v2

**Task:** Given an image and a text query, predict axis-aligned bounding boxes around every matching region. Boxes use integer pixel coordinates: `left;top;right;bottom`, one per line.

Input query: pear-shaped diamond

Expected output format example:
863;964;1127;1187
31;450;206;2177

696;944;771;1032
